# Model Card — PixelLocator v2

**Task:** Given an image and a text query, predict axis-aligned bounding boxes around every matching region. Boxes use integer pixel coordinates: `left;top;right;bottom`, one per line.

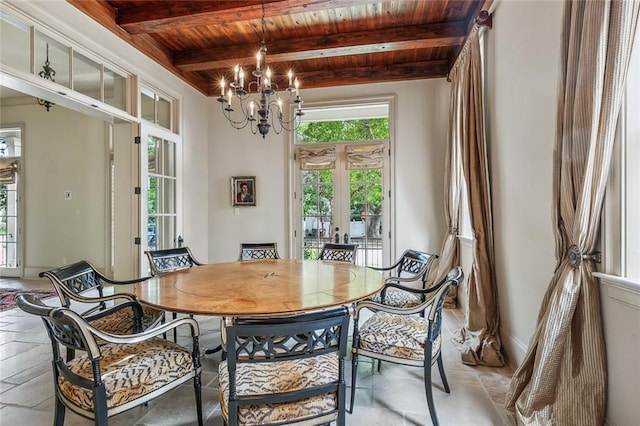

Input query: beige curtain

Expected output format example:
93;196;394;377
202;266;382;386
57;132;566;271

506;2;639;424
446;27;504;367
433;48;464;308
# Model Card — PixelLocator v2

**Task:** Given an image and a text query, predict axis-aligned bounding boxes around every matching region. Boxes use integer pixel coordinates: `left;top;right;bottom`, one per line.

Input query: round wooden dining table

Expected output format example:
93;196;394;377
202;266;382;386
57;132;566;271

133;259;384;317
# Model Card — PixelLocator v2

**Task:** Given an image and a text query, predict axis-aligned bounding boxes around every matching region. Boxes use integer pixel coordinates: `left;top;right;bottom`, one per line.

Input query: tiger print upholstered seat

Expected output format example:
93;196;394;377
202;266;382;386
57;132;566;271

350;267;463;426
16;294;203;426
219;307;350;426
355;312;442;362
219;352;339;424
60;338;196;412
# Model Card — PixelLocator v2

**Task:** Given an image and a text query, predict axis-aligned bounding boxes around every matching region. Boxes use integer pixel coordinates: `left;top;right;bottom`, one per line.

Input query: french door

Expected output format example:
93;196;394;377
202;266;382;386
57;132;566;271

294;143;389;267
0;126;22;277
139;124;182;274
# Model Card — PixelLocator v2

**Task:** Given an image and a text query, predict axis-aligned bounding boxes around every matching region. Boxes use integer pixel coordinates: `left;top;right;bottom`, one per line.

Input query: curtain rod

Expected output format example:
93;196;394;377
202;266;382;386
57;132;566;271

447;10;494;82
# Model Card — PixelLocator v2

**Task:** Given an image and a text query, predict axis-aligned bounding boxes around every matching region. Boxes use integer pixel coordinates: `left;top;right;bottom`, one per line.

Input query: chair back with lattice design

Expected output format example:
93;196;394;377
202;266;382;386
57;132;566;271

145;247;204;275
238;242;281;261
396;249;438;286
317;243;358;263
40;260;113;315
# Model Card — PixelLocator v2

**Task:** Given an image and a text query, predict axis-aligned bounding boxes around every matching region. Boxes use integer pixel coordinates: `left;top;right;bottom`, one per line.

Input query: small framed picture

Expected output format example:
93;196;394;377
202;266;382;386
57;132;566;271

231;176;256;206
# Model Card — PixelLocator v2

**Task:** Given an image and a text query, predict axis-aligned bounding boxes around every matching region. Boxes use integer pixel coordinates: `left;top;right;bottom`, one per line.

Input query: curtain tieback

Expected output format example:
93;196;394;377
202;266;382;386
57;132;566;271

567;245;601;268
450;227;458;235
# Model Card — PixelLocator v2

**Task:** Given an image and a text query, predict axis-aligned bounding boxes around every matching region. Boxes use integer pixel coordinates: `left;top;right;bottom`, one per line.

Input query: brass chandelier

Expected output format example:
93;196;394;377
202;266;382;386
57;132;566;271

217;1;304;139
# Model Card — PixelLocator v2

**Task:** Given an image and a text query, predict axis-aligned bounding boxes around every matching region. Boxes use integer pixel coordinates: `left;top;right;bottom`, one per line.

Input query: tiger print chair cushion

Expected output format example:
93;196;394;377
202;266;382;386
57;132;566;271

88;305;164;335
369;288;423;308
218;352;339;425
59;338;195;411
357;311;441;361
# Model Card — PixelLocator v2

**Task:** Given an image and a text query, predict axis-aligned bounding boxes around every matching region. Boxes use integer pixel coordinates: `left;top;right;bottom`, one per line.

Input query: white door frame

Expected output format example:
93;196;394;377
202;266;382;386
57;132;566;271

289;96;395;266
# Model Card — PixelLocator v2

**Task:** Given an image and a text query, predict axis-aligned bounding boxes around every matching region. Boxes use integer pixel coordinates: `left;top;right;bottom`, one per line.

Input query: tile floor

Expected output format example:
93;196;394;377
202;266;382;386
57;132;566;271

0;278;514;425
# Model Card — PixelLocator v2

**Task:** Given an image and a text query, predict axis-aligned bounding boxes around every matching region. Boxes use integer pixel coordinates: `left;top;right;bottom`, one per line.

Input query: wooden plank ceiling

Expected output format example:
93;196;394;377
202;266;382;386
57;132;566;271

68;0;493;96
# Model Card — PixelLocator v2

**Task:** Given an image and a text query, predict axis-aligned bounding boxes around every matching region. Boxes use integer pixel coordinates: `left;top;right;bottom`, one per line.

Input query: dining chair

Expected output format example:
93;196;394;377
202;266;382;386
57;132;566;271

350;266;464;426
219;307;351;426
238;242;281;261
368;249;439;309
16;293;203;426
317;242;359;263
39;260;165;360
144;246;217;347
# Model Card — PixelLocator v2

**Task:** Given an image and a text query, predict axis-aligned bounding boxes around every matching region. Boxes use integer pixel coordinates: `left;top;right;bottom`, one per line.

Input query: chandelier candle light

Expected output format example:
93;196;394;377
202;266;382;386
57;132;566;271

217;1;303;138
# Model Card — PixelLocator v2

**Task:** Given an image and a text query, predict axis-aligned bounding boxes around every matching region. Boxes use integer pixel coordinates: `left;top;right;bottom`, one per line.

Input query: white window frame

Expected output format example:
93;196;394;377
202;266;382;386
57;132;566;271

596;29;640;289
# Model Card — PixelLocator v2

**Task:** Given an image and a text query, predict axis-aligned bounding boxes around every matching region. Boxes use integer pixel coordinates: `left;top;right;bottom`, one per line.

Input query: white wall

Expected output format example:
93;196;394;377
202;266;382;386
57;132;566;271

207;79;450;262
597;277;640;426
485;0;561;366
1;103;108;275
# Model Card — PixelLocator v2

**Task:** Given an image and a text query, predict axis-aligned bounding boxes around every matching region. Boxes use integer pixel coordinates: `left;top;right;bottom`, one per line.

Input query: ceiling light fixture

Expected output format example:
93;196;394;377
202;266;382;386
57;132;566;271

37;43;56;112
217;0;303;139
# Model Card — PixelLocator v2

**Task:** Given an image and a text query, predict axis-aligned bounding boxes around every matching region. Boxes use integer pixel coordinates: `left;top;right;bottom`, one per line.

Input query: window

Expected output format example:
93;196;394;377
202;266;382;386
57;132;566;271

601;29;640;283
141;86;174;131
1;12;132;116
0;13;30;73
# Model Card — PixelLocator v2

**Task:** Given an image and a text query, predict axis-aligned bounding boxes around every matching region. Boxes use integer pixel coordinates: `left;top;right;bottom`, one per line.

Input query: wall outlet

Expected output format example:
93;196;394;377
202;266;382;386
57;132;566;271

64;190;72;200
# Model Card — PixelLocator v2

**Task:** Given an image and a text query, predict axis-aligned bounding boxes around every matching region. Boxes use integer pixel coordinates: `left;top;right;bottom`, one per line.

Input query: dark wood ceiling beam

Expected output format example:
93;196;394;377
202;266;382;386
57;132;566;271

175;22;466;72
204;59;450;95
118;0;378;34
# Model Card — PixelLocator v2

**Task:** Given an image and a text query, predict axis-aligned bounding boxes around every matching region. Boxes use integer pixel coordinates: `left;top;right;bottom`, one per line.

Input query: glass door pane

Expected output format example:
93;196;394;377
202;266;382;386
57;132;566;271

302;169;334;260
350;169;383;266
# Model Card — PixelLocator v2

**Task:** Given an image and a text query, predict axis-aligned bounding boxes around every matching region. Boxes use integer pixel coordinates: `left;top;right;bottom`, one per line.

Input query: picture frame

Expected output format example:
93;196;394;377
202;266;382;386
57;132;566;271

231;176;256;206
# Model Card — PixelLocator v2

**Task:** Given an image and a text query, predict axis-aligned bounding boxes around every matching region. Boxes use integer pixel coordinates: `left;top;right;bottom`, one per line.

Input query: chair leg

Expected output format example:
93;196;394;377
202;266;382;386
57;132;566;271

94;390;108;426
194;373;203;426
54;396;65;426
349;353;358;414
424;358;439;426
173;312;178;341
437;353;450;393
338;383;346;426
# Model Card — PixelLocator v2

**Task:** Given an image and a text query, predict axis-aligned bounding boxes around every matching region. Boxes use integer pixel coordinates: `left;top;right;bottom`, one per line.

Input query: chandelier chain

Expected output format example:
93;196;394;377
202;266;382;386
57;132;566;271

37;42;56;112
